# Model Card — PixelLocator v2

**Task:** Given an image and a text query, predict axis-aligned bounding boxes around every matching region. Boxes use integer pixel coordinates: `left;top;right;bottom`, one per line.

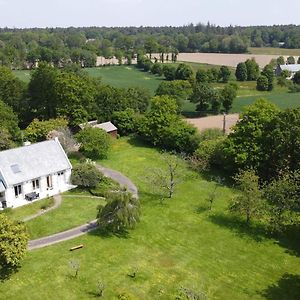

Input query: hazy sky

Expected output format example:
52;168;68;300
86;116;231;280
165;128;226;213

0;0;299;28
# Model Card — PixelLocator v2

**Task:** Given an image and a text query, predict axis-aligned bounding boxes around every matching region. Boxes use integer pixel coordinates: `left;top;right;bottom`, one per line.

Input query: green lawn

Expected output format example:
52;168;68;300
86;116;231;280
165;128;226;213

249;47;300;56
1;197;54;221
26;195;105;239
85;66;163;94
0;138;299;299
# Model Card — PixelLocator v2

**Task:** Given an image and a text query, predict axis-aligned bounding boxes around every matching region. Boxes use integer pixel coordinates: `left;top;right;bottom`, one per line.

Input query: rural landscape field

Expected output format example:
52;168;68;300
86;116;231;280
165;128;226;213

1;1;300;299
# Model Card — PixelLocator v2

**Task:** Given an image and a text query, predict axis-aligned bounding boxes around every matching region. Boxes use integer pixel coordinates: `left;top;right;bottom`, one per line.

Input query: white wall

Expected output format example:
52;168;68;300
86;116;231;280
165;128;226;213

3;169;73;209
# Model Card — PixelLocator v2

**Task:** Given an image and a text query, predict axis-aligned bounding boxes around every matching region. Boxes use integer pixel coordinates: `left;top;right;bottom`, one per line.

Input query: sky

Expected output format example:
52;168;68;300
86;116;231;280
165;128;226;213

0;0;299;28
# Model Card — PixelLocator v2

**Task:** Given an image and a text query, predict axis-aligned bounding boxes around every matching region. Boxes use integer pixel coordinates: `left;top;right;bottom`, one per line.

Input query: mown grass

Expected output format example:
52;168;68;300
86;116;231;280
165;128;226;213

26;196;105;239
249;47;300;56
0;138;299;299
0;197;54;221
85;66;164;94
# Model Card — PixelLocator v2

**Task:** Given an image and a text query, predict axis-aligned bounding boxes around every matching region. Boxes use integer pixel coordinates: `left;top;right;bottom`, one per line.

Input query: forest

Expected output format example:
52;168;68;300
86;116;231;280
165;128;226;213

0;23;300;69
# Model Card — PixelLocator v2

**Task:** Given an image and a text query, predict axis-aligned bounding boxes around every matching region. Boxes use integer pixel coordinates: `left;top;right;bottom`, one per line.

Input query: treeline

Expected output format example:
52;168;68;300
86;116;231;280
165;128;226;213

0;24;300;69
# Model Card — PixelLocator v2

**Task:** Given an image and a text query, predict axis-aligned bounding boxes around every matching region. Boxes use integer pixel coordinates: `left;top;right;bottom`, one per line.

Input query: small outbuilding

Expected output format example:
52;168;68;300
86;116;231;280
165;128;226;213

79;120;118;138
276;64;300;79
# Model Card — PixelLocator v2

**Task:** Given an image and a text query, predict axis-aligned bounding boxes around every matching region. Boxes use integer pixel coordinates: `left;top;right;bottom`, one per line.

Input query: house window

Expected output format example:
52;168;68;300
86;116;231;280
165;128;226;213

47;175;53;188
32;179;39;190
14;184;22;197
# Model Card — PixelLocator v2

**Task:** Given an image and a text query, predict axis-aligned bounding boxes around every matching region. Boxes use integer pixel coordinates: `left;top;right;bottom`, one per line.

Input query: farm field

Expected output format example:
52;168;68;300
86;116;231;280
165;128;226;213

0;138;299;299
13;66;164;94
249;47;300;56
178;52;283;68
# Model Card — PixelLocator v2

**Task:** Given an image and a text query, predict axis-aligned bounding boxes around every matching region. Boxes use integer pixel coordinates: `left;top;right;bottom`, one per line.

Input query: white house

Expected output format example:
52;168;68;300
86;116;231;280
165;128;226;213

276;64;300;79
0;138;74;209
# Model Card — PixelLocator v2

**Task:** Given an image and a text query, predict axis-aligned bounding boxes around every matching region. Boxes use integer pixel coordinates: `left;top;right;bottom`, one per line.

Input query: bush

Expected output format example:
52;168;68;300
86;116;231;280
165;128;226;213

163;64;176;81
71;162;104;190
76;127;111;159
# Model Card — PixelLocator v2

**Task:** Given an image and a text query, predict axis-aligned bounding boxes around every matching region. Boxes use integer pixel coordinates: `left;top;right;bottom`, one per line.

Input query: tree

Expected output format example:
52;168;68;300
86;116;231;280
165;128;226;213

97;191;140;233
112;109;137;136
147;152;182;199
277;56;285;65
245;58;260;81
54;72;96;126
287;56;295;64
0;67;26;118
261;64;274;91
219;65;231;83
76;127;111;159
0;214;29;270
264;170;300;232
24;118;68;142
163;64;176;81
298;57;300;64
28;62;59;120
256;75;269;91
229;169;263;224
223;99;279;176
190;83;219;113
71;162;103;190
292;71;300;84
175;63;194;81
155;80;192;109
221;83;238;112
196;68;208;83
235;62;247;81
0;100;21;148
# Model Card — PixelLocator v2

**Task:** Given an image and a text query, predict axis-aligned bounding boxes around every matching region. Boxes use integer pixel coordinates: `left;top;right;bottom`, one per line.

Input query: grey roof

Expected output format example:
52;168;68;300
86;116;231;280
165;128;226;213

0;139;72;186
94;121;117;133
0;181;5;192
279;64;300;72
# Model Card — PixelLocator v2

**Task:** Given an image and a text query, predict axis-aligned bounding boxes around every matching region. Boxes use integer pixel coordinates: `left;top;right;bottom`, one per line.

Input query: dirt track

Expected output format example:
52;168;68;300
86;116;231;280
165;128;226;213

185;114;240;134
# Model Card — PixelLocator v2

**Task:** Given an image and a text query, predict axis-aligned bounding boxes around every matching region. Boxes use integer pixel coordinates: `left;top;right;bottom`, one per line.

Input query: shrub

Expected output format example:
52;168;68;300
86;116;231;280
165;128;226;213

71;162;104;190
256;75;269;91
76;127;111;159
112;109;138;136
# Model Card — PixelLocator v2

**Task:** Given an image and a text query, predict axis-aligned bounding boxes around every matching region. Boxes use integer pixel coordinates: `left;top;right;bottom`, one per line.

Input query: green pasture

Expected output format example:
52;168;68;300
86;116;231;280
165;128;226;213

0;138;299;299
249;47;300;56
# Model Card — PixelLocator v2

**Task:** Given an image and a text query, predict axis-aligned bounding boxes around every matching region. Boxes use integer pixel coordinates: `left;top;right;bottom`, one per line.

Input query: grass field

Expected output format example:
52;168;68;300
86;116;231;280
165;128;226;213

249;47;300;56
1;197;54;221
0;138;299;299
26;195;105;239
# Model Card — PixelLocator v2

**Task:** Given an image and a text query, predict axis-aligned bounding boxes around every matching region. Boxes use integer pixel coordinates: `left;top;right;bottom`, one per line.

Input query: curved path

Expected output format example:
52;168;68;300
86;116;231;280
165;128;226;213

28;164;138;250
23;194;62;222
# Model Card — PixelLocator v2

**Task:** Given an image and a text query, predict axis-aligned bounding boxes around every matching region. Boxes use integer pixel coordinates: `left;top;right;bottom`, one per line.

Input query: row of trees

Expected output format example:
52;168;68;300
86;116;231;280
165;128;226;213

0;24;300;69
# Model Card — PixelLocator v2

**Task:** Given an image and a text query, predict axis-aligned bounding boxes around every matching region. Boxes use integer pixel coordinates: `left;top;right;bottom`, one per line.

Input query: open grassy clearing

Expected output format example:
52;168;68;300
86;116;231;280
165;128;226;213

0;197;54;221
85;66;163;94
249;47;300;56
0;138;299;299
26;195;105;239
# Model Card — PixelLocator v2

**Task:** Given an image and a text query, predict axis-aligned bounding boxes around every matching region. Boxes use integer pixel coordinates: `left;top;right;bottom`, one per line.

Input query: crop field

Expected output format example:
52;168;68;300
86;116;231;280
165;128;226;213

177;52;287;68
249;47;300;56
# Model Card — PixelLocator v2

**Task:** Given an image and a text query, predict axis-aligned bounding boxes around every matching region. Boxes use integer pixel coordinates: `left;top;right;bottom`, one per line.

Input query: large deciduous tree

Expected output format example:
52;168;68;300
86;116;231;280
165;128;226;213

235;62;247;81
0;214;29;271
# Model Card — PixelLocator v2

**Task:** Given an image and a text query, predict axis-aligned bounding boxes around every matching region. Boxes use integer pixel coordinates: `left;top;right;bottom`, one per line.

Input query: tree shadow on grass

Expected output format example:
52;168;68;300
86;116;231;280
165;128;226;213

0;266;18;282
276;225;300;257
260;273;300;300
127;136;155;149
208;213;267;242
87;227;130;240
208;213;300;256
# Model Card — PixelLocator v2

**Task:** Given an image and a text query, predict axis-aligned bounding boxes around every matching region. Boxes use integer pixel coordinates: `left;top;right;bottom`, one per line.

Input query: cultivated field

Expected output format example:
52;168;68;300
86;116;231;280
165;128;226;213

249;47;300;56
177;53;296;68
186;113;240;133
